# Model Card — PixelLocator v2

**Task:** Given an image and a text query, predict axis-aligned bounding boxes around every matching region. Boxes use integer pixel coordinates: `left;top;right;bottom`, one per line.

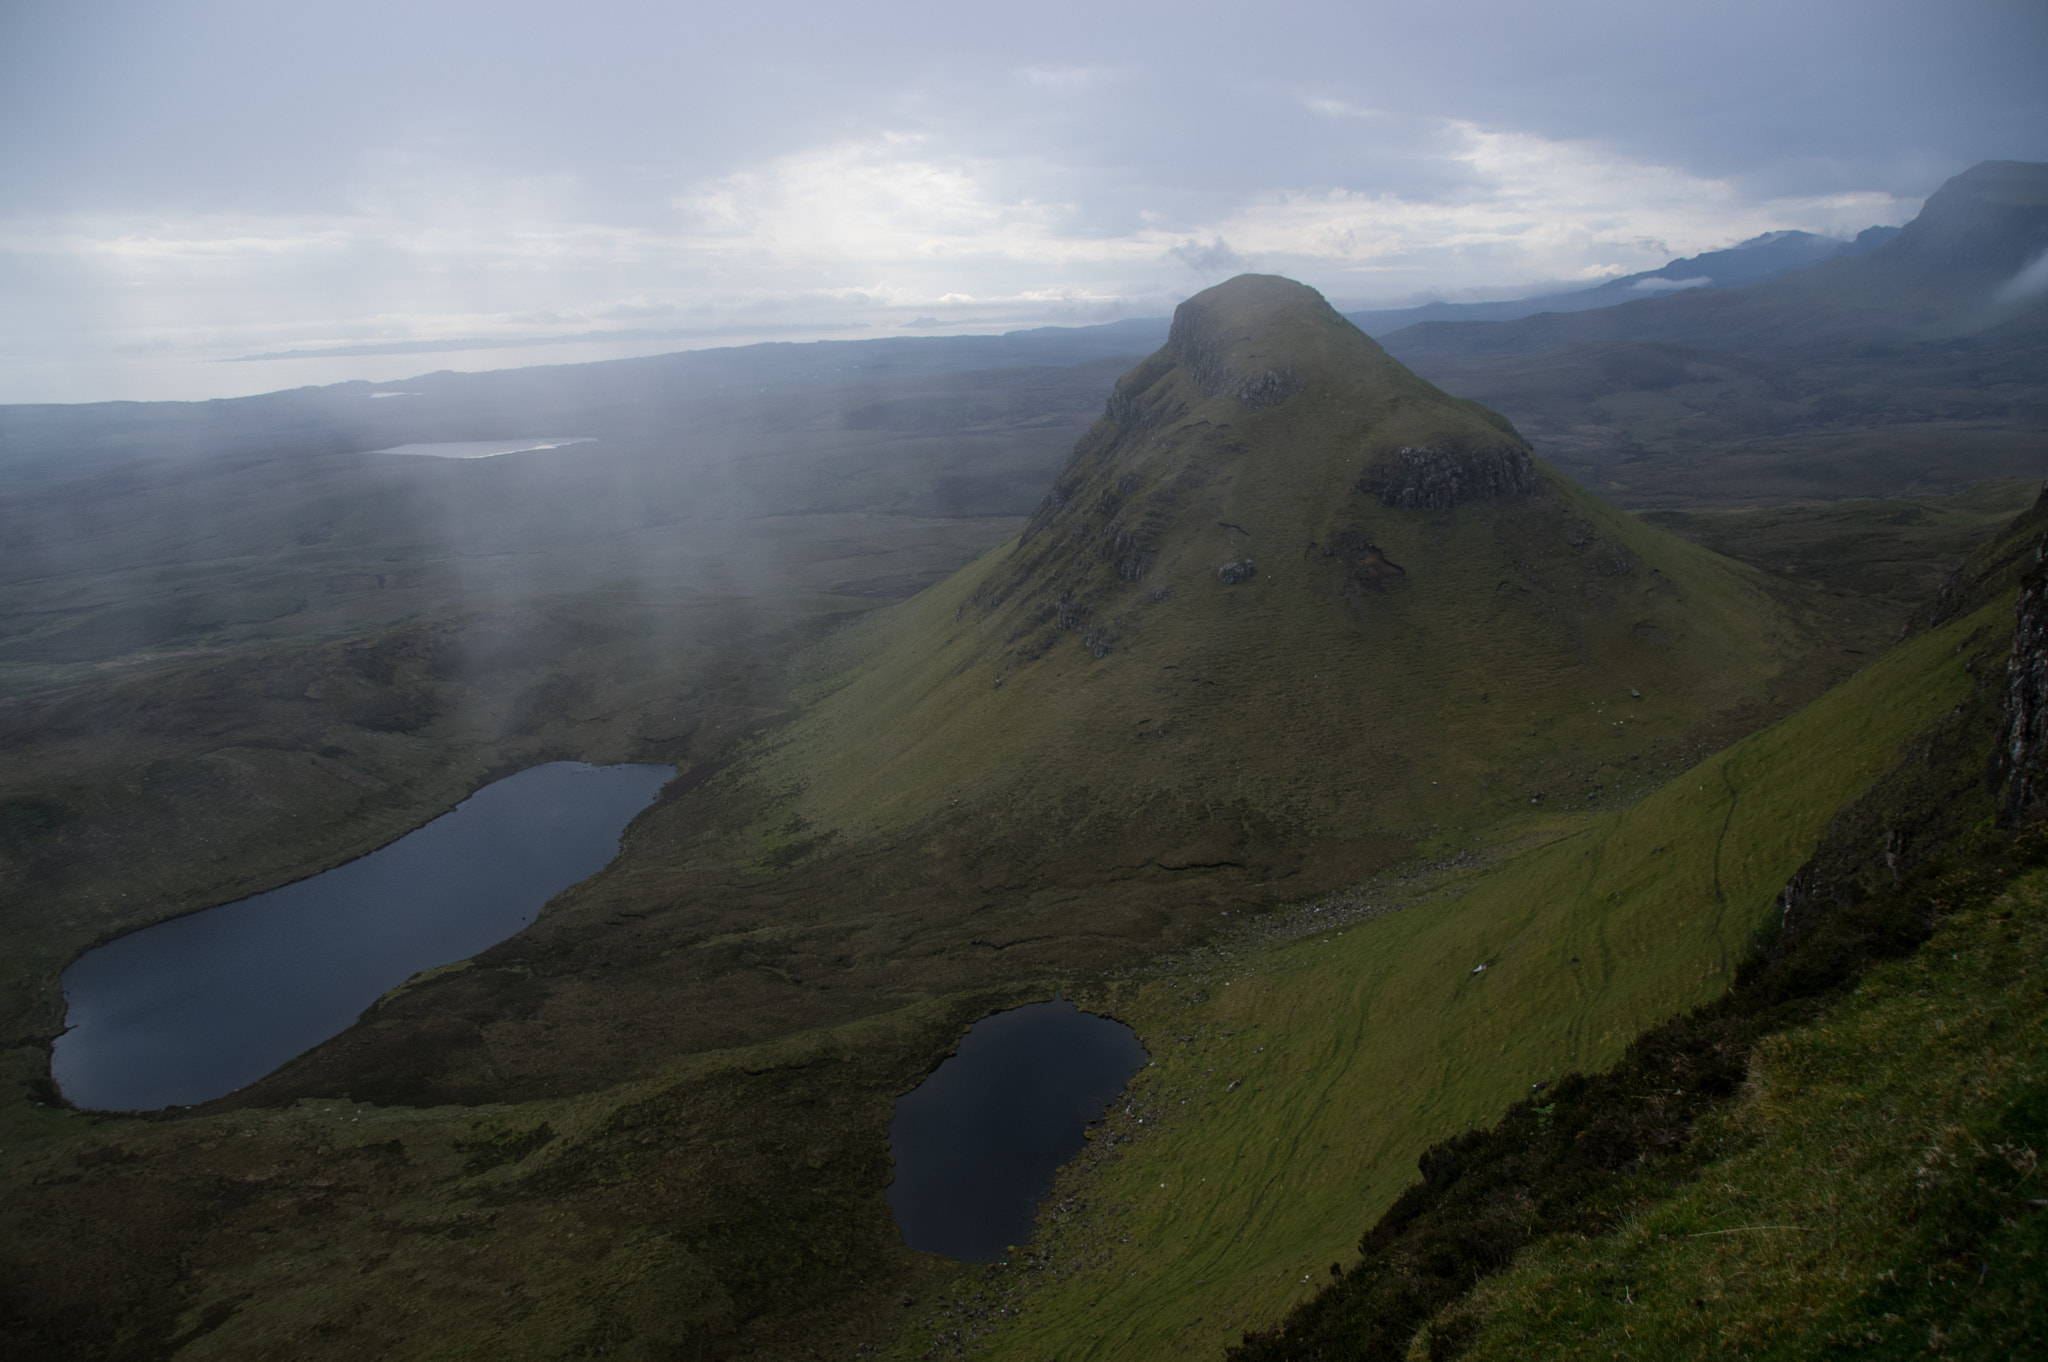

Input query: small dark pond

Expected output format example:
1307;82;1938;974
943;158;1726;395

53;760;672;1112
888;998;1148;1262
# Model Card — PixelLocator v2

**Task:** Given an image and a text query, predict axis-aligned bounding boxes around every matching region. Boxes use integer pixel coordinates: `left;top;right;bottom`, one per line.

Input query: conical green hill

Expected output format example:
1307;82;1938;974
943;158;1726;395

735;274;1801;914
254;275;1832;1104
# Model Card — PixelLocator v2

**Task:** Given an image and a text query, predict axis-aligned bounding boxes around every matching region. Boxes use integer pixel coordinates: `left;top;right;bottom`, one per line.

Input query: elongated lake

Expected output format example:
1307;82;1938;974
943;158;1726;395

53;760;672;1112
888;998;1148;1262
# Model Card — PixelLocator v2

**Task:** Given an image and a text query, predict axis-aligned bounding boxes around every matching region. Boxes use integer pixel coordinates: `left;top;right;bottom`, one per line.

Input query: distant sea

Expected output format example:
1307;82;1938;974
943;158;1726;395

0;327;887;406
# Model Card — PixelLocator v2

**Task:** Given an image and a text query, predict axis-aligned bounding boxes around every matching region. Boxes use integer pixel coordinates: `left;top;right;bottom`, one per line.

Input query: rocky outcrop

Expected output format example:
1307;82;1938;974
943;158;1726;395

1998;545;2048;825
1323;529;1406;601
1925;483;2048;638
1356;443;1538;511
1167;296;1304;409
1772;529;2047;944
1216;560;1257;585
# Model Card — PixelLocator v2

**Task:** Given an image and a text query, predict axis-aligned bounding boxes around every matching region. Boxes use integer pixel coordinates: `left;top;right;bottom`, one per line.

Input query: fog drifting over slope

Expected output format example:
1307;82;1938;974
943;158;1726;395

2;0;2044;402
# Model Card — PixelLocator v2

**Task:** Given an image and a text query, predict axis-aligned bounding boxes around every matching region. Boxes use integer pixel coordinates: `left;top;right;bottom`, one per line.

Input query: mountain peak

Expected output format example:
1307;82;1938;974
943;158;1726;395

1112;272;1366;415
1884;159;2048;274
975;276;1538;662
632;272;1812;998
1162;273;1339;406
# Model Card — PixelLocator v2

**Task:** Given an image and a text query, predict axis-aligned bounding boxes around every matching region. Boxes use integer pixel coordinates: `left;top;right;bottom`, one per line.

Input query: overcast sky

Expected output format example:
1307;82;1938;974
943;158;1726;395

2;0;2043;403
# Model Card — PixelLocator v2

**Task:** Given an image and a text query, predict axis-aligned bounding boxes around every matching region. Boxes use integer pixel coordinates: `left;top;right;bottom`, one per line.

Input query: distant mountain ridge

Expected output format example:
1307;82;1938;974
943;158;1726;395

1343;226;1898;335
1381;160;2048;359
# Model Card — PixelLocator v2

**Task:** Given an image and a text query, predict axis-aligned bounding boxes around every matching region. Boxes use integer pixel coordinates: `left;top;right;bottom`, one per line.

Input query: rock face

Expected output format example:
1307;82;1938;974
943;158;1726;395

1216;560;1257;585
1166;293;1305;408
1886;159;2048;276
1769;490;2048;948
1999;544;2048;826
1356;443;1539;511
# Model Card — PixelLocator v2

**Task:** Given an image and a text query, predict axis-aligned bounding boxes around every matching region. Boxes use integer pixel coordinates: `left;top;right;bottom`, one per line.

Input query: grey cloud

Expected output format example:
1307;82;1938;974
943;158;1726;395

9;2;2042;220
1170;237;1250;275
3;0;2045;401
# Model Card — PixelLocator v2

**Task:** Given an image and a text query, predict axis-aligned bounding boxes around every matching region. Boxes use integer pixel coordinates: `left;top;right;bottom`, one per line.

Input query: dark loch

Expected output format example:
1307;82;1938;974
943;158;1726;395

52;760;672;1112
887;998;1149;1262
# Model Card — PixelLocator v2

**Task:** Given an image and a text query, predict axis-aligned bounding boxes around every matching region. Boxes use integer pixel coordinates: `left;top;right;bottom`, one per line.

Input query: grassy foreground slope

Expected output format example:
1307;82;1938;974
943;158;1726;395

885;591;1996;1361
1447;859;2048;1360
1200;501;2048;1360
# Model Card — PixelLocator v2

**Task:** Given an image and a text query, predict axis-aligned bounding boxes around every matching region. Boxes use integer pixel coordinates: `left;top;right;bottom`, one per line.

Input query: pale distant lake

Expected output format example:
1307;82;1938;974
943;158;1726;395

372;437;597;459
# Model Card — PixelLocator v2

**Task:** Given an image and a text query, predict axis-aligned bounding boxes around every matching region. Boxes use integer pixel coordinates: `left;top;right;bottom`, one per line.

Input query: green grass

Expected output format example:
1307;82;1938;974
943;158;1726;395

1446;863;2048;1360
0;988;1051;1361
0;596;1976;1362
1639;480;2041;641
886;599;1995;1361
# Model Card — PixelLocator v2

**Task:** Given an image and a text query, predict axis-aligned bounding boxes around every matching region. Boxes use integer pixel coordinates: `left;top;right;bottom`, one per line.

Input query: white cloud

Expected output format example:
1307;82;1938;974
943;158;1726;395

671;136;1084;265
1109;122;1915;295
0;113;1927;401
1997;248;2048;303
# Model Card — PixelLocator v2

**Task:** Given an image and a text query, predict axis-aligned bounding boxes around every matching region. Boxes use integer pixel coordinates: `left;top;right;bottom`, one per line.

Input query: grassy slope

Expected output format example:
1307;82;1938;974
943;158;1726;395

1451;863;2048;1360
891;599;1992;1361
0;987;1043;1362
1643;481;2040;620
729;277;1820;912
767;472;1793;857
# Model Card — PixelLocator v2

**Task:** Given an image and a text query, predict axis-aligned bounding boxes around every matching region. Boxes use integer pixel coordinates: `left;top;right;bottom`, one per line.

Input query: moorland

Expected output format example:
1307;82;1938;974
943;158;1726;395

0;160;2044;1360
